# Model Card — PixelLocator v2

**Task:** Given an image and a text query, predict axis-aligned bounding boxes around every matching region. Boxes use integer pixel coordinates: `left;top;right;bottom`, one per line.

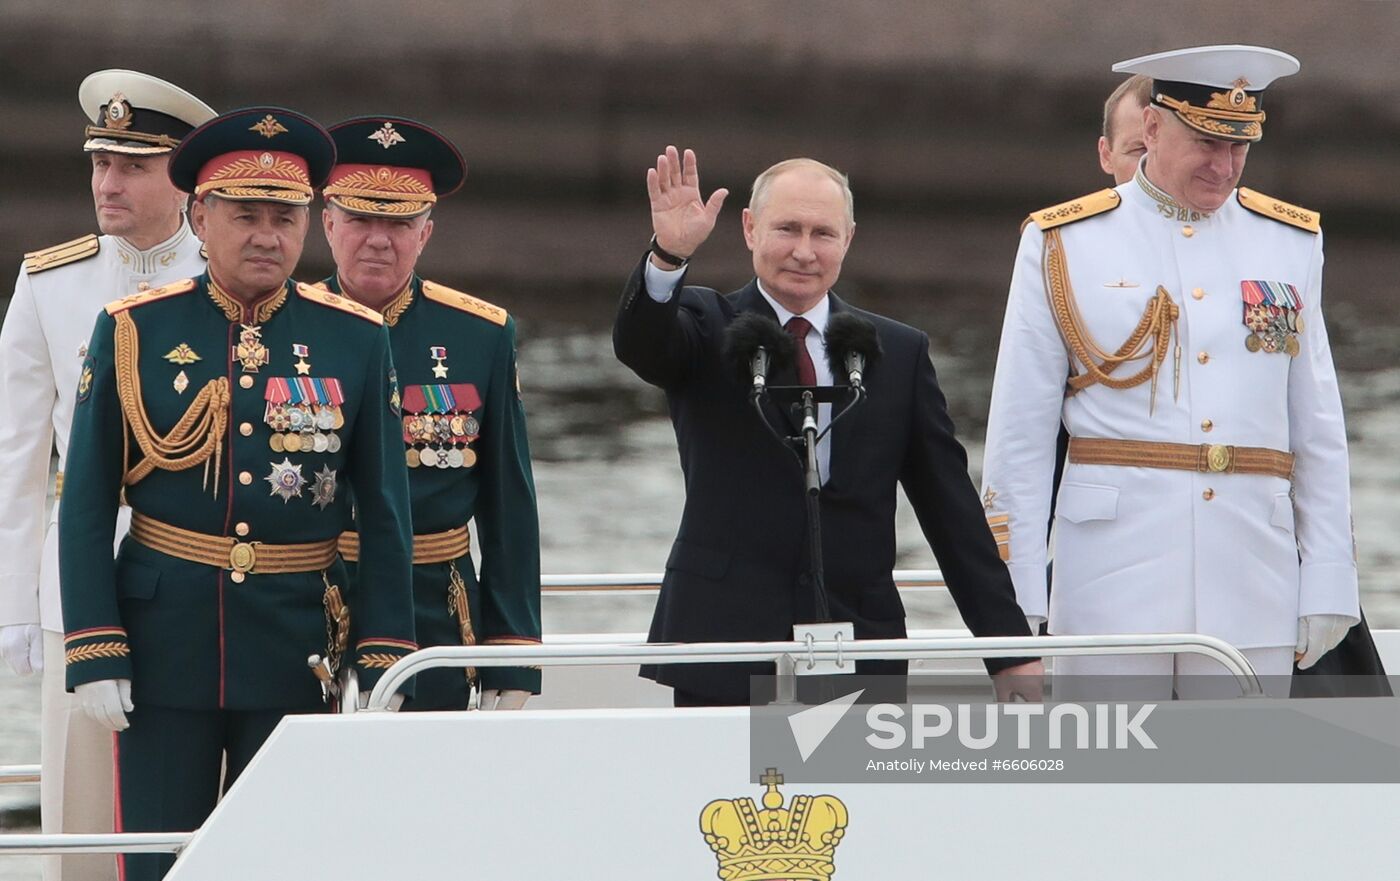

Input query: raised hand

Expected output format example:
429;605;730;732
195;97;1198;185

646;145;728;264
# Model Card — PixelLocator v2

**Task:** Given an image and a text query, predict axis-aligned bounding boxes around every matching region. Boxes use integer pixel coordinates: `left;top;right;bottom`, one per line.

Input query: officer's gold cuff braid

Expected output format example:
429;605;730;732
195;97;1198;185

1043;227;1181;413
114;311;230;496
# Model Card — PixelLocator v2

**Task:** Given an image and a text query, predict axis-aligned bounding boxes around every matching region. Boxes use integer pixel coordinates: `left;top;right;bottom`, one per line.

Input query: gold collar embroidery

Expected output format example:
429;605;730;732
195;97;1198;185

1135;162;1210;223
337;276;414;326
208;276;290;324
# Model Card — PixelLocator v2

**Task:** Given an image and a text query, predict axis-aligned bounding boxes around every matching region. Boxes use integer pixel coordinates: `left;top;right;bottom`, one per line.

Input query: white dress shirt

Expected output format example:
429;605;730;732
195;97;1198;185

644;261;833;483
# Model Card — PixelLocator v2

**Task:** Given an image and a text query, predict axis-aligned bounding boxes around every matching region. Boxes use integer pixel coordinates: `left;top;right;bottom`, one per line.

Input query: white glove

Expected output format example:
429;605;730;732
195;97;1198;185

75;679;133;731
0;624;44;676
479;688;530;711
1295;614;1354;671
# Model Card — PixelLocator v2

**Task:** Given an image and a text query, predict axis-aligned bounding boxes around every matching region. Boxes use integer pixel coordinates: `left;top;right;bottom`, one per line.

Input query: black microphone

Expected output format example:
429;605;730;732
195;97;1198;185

723;313;795;397
824;313;882;390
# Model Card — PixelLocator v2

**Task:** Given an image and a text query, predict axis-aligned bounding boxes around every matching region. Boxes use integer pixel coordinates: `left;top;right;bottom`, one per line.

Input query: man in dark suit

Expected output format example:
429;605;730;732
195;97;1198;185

614;146;1042;706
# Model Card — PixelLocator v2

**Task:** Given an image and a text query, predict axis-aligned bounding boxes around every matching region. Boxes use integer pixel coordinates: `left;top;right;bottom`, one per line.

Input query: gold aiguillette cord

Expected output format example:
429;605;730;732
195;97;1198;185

1043;228;1180;414
115;311;231;497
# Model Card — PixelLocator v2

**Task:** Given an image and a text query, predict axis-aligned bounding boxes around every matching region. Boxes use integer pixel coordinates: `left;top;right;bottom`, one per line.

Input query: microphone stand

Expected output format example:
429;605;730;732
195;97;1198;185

798;389;831;624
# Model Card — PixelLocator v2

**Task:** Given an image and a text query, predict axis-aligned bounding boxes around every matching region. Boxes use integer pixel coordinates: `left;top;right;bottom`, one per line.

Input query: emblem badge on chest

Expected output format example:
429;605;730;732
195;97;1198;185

311;465;338;509
430;345;449;379
265;458;307;502
235;325;270;373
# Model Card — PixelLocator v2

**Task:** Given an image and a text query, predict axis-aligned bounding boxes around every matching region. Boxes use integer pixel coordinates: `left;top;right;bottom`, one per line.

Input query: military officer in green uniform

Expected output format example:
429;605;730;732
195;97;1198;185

59;107;415;880
320;116;540;710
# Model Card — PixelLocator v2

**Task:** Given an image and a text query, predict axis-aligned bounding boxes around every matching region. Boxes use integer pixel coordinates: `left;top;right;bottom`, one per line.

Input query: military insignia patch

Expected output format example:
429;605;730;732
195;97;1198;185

164;343;201;365
265;458;307;502
368;122;406;149
311;465;338;510
388;368;401;418
250;114;289;139
1241;280;1302;357
76;356;95;404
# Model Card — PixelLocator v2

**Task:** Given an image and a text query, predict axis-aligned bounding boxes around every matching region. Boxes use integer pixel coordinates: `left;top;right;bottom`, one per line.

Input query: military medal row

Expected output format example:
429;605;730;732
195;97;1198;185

264;376;346;452
407;445;477;469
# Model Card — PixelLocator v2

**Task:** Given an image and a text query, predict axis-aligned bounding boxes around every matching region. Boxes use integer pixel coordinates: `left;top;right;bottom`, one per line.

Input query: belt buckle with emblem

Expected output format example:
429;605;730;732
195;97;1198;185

1205;443;1232;473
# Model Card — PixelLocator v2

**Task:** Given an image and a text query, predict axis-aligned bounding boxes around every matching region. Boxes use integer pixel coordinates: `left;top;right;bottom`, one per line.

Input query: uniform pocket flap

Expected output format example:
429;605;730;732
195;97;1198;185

116;556;161;600
665;540;731;581
1057;482;1120;524
1270;492;1295;532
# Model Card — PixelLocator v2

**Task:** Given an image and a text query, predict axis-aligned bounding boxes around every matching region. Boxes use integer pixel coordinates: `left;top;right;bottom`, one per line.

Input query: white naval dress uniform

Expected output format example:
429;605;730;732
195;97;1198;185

0;221;205;880
980;172;1358;689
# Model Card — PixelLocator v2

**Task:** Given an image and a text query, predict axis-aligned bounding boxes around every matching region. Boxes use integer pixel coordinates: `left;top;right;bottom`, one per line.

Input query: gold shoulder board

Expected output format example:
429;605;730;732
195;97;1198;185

1027;189;1121;232
296;282;384;325
104;278;196;315
421;280;508;327
24;234;99;274
1237;187;1320;233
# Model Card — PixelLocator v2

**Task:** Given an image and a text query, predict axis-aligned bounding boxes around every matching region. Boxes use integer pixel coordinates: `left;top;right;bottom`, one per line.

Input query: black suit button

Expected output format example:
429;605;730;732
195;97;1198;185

797;574;810;586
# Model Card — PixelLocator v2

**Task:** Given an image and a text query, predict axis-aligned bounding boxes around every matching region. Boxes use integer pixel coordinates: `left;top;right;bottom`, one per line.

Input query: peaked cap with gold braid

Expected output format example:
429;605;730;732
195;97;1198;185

1113;45;1300;142
324;116;466;218
168;107;335;205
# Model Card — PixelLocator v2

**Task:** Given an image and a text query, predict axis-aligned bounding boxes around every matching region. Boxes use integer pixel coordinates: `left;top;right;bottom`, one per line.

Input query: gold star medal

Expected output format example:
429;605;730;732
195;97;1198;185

430;345;448;379
292;343;311;375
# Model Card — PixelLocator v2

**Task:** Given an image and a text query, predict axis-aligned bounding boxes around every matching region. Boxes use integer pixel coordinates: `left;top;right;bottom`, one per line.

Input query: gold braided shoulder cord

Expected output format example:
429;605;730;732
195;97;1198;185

1041;228;1181;414
114;311;231;496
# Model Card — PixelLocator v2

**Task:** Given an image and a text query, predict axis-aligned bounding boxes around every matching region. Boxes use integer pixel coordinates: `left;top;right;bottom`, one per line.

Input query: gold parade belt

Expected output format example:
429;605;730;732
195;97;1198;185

337;525;471;565
1067;438;1295;480
130;511;339;579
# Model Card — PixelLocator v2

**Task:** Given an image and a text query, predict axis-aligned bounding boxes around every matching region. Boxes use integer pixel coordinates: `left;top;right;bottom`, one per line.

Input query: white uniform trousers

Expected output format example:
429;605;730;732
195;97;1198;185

1053;645;1295;701
40;629;116;881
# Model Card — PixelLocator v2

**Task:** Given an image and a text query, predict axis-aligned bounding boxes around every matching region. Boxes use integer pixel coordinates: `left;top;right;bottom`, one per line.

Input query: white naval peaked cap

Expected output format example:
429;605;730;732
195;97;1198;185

1111;45;1300;89
1113;45;1299;142
78;69;217;154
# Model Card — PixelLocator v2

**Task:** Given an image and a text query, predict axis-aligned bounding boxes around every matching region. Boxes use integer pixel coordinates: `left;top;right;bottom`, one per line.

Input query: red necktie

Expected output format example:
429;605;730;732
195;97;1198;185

785;317;817;386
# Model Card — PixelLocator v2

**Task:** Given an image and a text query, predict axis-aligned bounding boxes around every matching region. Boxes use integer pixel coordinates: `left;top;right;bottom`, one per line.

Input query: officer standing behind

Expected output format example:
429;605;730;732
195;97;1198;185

0;69;212;881
59;107;415;881
320;117;540;710
982;46;1358;697
1097;74;1152;185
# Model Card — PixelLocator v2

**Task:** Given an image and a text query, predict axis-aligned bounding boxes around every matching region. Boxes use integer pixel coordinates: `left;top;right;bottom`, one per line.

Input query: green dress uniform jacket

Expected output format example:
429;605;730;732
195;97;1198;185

59;273;416;710
326;274;540;707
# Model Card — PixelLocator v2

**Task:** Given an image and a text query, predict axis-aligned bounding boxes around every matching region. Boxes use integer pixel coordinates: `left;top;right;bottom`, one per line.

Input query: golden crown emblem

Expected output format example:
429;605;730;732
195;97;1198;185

699;769;848;881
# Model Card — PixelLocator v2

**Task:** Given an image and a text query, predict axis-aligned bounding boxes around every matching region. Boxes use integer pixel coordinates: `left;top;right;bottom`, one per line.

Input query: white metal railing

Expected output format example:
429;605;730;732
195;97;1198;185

0;764;39;786
1;630;1263;860
363;633;1263;710
0;833;190;855
540;569;945;595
